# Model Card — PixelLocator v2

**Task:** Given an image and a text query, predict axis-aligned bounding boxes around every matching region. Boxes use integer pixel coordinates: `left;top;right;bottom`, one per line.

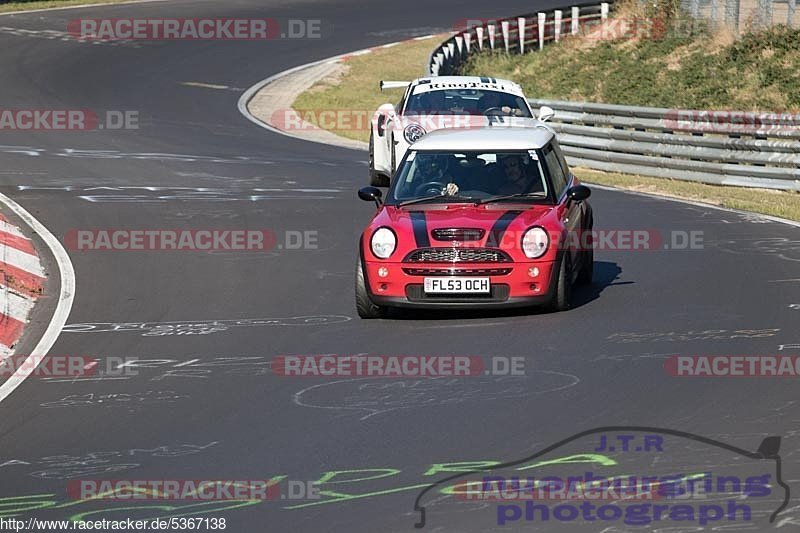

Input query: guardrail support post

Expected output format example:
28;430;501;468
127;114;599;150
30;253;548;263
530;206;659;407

601;2;609;20
754;0;772;27
689;0;700;19
476;26;484;50
554;10;562;41
724;0;739;31
571;6;580;34
710;0;719;27
789;0;797;25
538;12;546;49
488;24;496;49
501;20;510;53
518;17;526;53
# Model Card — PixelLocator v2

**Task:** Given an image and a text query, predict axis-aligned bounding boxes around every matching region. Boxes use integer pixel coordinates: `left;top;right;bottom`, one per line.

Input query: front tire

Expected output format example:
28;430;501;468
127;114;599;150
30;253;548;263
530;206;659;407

576;212;594;285
576;247;593;285
546;254;572;312
355;259;386;319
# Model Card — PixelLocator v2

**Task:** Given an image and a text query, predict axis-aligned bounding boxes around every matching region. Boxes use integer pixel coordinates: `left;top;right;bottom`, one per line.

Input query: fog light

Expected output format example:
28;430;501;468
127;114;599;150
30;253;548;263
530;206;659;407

530;283;539;292
378;267;389;278
379;283;388;291
528;267;540;278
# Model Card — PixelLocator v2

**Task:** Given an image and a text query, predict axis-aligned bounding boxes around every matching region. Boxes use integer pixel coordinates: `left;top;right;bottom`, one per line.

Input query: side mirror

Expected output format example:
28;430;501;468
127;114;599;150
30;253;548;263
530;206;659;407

358;186;383;208
566;185;591;202
757;436;781;459
538;105;555;122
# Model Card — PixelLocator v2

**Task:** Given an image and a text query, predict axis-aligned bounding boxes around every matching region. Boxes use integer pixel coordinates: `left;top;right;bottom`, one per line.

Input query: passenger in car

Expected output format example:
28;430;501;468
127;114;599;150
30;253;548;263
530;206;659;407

494;154;544;195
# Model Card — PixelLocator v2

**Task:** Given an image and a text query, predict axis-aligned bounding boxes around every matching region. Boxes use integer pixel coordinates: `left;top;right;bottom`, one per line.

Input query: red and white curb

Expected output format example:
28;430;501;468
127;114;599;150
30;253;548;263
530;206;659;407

0;213;45;357
0;192;75;404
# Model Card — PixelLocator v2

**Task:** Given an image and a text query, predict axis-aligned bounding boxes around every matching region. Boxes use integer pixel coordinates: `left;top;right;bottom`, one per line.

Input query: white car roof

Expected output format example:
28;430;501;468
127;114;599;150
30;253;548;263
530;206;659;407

410;125;555;151
409;76;525;97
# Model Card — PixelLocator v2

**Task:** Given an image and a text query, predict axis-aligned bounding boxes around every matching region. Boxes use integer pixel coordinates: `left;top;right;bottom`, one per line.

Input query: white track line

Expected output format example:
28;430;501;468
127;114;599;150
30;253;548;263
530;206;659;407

237;34;446;143
587;183;800;229
0;193;75;403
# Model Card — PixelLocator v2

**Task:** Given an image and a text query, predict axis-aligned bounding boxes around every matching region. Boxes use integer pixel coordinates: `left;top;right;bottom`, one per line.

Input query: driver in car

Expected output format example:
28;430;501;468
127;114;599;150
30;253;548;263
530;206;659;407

414;154;459;196
477;91;502;114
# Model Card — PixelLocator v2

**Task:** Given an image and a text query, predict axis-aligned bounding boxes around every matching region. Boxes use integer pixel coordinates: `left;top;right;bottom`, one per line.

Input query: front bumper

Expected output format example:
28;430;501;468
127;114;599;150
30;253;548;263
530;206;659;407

364;260;557;309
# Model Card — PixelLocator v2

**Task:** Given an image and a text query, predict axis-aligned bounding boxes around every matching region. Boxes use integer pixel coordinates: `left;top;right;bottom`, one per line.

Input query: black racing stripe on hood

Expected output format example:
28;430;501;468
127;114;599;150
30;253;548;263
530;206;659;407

486;210;523;247
409;211;430;247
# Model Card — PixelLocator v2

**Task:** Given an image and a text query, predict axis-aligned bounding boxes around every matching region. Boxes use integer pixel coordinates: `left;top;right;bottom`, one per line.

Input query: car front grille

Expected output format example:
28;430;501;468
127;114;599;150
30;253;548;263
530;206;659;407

403;248;512;263
431;228;485;242
402;268;512;276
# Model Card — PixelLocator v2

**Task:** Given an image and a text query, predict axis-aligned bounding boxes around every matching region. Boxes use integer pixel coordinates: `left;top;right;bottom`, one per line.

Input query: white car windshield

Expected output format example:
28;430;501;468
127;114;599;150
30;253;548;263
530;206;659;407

404;89;532;117
388;150;549;205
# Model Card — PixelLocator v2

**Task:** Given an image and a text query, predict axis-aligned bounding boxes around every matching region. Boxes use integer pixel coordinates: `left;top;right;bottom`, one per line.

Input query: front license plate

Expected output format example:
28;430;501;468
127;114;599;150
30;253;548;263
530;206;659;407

423;277;490;294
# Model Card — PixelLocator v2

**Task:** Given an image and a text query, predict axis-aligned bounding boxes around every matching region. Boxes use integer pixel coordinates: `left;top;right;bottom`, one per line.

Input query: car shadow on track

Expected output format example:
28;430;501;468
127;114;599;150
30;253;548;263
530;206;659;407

388;261;626;320
572;260;627;308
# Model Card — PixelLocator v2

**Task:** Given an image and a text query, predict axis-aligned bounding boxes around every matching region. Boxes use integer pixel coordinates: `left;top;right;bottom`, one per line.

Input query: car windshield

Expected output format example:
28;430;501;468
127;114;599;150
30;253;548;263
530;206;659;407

387;150;549;205
404;89;532;117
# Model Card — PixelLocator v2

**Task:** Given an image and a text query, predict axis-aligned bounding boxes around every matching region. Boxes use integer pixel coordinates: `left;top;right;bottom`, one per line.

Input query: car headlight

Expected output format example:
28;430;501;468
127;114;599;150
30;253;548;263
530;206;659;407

371;227;397;259
403;123;426;144
522;227;549;259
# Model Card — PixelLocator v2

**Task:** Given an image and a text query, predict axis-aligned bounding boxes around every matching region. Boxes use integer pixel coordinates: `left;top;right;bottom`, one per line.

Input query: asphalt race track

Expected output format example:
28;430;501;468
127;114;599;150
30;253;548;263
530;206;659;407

0;1;799;531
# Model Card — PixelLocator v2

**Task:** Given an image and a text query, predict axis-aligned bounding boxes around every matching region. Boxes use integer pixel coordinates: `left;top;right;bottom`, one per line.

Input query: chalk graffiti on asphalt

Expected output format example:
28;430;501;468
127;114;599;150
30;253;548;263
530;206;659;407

61;316;351;336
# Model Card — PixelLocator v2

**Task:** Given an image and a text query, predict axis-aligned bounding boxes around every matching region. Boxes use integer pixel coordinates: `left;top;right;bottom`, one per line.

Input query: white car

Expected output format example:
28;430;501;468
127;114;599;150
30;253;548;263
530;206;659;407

369;75;553;187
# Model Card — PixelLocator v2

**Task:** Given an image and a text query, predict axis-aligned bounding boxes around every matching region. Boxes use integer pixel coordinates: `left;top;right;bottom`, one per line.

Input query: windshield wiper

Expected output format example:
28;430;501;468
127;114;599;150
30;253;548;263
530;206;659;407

476;192;547;205
397;194;472;207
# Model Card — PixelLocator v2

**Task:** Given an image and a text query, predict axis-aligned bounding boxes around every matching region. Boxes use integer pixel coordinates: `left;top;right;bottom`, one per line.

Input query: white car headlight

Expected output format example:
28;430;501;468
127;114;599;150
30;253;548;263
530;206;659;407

403;123;426;144
371;227;397;259
522;227;549;259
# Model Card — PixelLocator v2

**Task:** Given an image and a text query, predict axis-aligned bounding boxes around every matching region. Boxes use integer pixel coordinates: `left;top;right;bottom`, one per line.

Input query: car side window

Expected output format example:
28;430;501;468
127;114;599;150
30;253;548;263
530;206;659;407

543;144;567;199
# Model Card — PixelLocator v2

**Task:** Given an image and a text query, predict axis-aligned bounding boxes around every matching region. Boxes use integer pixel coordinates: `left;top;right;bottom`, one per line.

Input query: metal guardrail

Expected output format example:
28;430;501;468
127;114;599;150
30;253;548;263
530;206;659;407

428;2;609;77
427;4;800;191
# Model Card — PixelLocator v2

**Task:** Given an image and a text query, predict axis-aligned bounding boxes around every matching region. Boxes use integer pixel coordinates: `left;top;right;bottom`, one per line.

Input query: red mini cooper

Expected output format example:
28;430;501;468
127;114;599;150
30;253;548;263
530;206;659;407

356;126;593;318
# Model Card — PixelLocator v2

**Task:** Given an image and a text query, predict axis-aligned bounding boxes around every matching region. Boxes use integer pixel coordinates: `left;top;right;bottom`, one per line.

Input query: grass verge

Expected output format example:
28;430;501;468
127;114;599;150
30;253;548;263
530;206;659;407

0;0;142;14
292;36;441;143
576;168;800;221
